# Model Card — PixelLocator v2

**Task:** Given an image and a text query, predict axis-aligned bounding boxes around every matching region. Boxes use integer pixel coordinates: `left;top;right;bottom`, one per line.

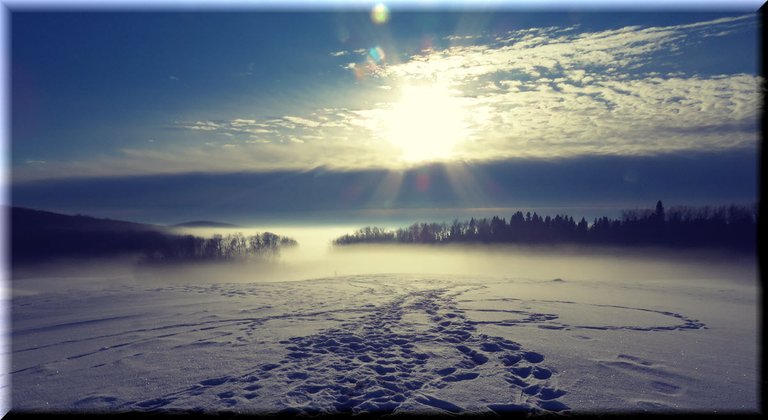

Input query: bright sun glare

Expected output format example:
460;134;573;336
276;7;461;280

385;83;469;162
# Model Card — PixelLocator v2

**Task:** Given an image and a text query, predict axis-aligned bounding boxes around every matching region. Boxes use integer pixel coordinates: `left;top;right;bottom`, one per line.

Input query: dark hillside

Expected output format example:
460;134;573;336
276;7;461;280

12;207;168;233
9;207;295;264
10;207;173;263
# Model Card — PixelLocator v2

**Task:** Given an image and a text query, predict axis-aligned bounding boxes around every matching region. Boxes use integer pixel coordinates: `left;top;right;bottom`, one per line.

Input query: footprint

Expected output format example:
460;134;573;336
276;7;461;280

539;388;566;400
498;341;521;351
650;381;680;395
532;367;552;379
510;366;532;378
301;385;325;394
505;376;528;387
618;354;654;366
522;352;544;363
480;343;503;352
488;403;529;412
539;399;569;412
501;354;522;366
199;377;229;387
455;345;488;365
287;372;309;380
471;352;488;365
136;397;174;409
523;384;541;395
217;391;235;399
415;394;463;413
636;400;672;410
73;395;119;410
287;351;312;359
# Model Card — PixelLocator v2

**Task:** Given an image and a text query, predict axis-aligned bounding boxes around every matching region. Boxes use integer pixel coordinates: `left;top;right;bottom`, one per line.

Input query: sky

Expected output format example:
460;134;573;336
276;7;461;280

4;1;763;224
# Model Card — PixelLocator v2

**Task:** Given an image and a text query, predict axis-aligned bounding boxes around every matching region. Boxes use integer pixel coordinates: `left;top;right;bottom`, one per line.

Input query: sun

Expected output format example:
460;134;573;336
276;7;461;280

384;83;469;162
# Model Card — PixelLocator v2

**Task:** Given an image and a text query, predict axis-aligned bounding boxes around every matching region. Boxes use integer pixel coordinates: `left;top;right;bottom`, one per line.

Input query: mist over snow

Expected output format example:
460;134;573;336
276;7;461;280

7;234;759;414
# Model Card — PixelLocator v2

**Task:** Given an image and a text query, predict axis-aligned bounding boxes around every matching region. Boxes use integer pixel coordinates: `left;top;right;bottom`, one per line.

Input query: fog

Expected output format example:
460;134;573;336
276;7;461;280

6;225;759;414
172;225;758;285
9;225;757;296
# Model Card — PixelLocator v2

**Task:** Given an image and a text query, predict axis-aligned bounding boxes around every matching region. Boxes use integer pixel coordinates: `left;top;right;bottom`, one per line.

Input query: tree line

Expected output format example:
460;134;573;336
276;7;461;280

141;232;298;263
332;201;756;253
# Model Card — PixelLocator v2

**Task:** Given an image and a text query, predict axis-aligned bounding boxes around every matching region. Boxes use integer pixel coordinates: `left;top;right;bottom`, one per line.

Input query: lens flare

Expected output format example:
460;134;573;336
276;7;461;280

371;3;390;25
352;64;366;80
349;47;387;80
368;46;385;63
416;172;430;192
420;36;434;53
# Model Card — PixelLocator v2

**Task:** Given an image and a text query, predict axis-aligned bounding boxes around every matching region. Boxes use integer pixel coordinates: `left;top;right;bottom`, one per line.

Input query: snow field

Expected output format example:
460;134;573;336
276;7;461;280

8;259;759;414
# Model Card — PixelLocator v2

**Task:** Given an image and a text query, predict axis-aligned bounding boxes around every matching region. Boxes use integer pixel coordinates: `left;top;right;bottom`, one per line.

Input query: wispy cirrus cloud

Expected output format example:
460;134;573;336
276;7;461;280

382;15;756;83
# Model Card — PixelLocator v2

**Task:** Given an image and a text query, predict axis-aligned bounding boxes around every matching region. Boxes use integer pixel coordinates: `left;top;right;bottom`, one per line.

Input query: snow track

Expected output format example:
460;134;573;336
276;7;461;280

125;286;568;414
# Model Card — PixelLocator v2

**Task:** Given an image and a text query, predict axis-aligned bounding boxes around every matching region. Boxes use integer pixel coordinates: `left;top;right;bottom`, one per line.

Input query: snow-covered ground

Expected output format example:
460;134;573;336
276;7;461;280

5;242;760;414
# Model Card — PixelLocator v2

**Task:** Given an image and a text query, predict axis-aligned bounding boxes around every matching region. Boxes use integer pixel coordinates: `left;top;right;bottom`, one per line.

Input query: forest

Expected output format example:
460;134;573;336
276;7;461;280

333;202;757;253
10;207;297;264
140;232;298;263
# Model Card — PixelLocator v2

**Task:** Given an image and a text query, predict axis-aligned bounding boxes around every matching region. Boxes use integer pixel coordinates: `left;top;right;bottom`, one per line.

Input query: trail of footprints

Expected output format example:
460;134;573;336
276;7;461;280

127;288;569;414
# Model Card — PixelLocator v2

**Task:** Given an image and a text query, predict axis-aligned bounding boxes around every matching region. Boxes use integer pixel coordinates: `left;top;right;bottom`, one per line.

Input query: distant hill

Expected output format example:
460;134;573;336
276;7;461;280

10;207;173;263
11;207;169;233
172;221;239;228
9;207;296;264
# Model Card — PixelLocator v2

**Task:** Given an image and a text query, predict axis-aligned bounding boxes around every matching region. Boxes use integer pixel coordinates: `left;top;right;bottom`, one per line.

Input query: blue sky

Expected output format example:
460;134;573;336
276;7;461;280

6;3;763;222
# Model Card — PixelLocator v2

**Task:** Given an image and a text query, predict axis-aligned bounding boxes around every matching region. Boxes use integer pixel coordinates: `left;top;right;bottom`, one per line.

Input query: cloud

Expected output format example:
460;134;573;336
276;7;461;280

178;120;221;131
365;14;761;159
455;73;761;160
12;110;400;181
15;14;760;182
444;34;480;41
283;116;322;128
11;150;758;218
384;15;755;84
